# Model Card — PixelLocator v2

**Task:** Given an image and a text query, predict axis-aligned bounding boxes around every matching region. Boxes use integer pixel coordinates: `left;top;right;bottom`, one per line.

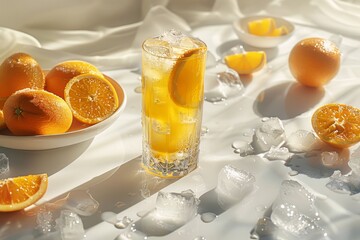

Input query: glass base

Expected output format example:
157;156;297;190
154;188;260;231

142;146;199;178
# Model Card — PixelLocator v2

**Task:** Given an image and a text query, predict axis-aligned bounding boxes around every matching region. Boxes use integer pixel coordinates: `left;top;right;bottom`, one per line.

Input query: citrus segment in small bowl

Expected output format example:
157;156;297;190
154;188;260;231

224;51;266;75
64;73;119;125
311;103;360;148
233;15;294;48
0;174;48;212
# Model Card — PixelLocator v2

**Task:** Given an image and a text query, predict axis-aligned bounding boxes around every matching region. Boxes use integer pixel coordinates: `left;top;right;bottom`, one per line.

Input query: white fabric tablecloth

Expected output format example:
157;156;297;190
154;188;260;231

1;0;360;239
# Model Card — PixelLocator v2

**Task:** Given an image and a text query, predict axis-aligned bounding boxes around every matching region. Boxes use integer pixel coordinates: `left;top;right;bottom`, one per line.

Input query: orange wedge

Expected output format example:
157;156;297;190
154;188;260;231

64;74;119;124
247;18;276;36
224;51;266;75
312;103;360;148
270;25;289;36
0;174;48;212
247;18;288;37
168;47;207;108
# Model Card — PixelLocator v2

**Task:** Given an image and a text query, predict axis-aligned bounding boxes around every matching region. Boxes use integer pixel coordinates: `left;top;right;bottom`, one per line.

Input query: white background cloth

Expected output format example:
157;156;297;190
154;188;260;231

1;0;360;239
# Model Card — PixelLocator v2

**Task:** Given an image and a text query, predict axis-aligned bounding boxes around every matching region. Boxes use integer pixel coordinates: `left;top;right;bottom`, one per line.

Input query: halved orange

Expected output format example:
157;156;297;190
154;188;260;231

0;174;48;212
224;51;266;75
64;74;119;124
311;103;360;148
168;47;207;108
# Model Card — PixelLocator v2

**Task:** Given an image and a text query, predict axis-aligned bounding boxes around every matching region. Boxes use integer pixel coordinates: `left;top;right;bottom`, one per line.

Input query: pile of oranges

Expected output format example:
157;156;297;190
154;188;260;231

0;52;119;136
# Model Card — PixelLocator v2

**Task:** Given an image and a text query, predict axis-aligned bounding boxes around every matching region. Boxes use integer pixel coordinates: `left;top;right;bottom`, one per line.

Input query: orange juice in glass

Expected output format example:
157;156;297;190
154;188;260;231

141;30;207;178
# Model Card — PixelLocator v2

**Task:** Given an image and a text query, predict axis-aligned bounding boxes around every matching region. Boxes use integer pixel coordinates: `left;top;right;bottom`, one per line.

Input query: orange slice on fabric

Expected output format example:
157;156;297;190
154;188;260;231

311;103;360;148
64;74;119;125
0;174;48;212
224;51;266;75
168;47;206;108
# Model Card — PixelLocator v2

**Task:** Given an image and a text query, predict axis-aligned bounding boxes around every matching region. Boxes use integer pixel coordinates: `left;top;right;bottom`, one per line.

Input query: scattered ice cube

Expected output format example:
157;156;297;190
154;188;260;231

286;130;318;153
321;151;340;168
232;140;254;157
271;180;327;238
58;210;85;240
0;153;9;176
37;207;54;233
216;165;255;208
65;190;99;216
273;180;319;222
349;147;360;175
271;203;326;238
155;189;199;224
264;146;291;161
252;117;286;153
326;170;360;194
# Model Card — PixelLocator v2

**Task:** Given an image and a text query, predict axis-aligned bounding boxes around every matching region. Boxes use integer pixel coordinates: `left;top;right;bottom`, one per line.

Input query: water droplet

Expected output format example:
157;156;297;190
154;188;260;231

201;126;209;136
194;237;206;240
136;210;149;218
288;170;299;176
134;86;142;94
114;216;134;229
200;212;217;223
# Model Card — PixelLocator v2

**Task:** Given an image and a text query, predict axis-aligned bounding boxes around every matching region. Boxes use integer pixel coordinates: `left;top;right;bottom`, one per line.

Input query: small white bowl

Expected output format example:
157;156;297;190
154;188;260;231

233;15;295;48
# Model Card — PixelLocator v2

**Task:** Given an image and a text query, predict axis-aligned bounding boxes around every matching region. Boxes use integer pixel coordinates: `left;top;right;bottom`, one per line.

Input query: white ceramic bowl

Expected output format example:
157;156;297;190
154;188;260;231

0;76;126;150
233;15;295;48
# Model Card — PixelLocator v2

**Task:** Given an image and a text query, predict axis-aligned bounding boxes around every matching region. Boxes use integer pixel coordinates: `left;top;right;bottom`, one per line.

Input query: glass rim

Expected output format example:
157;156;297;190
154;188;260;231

142;36;207;60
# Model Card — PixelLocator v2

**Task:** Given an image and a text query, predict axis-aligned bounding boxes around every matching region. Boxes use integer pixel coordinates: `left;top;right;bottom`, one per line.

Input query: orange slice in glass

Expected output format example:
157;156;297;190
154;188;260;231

168;48;206;108
64;74;119;124
312;103;360;148
224;51;266;75
0;174;48;212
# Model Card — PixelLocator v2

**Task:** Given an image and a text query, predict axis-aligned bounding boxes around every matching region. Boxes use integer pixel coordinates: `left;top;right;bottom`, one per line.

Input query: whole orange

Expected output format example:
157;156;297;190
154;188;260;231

45;60;103;98
289;38;341;87
0;52;45;98
3;89;73;135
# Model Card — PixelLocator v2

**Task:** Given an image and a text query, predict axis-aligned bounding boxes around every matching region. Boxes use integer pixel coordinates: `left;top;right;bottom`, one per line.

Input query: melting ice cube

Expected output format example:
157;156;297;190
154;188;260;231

216;165;255;208
321;151;340;168
271;203;326;238
264;146;291;161
65;190;99;216
273;180;318;219
326;170;360;194
286;130;318;153
232;140;254;157
155;189;199;224
349;147;360;176
58;210;85;240
0;153;9;176
271;180;327;238
252;117;286;152
36;207;54;233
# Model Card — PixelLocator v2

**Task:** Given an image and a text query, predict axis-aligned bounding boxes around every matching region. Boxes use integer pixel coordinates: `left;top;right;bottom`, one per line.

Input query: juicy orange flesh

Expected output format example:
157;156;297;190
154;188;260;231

0;174;47;211
224;51;266;74
142;45;206;157
247;18;288;36
312;104;360;147
65;74;119;124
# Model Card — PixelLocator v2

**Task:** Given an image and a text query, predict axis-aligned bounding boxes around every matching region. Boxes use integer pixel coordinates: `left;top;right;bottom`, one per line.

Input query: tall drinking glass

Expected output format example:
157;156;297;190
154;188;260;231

141;30;207;178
